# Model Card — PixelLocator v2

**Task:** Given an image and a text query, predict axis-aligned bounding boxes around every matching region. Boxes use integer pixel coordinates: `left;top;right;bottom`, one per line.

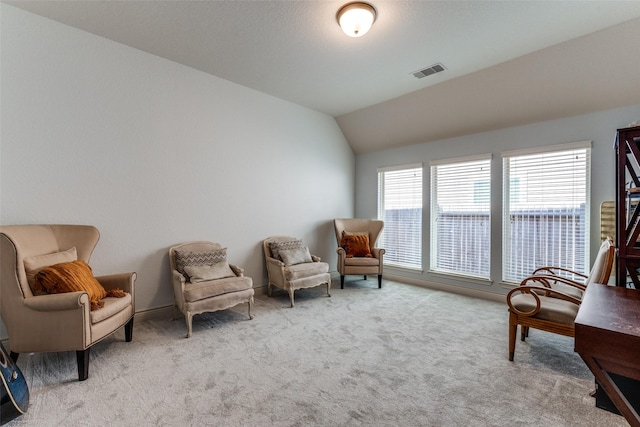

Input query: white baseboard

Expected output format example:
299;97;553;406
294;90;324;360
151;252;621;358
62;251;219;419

134;305;175;322
383;273;505;303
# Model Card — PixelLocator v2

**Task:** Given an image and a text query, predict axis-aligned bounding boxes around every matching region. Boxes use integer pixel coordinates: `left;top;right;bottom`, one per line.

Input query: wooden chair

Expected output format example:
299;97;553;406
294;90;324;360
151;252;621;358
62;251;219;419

506;238;616;361
526;237;615;299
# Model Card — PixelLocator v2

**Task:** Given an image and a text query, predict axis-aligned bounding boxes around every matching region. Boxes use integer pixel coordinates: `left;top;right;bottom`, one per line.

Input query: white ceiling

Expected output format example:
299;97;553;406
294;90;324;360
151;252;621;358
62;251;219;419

6;1;640;153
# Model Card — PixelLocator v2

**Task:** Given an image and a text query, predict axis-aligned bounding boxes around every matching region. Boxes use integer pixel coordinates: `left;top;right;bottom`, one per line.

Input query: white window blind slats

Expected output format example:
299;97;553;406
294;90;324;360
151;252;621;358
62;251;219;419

430;158;491;279
377;166;423;269
502;146;590;283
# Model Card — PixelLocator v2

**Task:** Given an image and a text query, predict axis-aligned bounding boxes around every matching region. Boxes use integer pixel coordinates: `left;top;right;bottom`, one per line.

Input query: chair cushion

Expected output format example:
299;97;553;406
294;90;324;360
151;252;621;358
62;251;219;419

550;283;583;299
285;261;329;281
34;260;114;311
279;247;312;266
174;248;226;281
183;276;253;303
24;247;78;293
510;293;579;325
340;234;372;258
185;262;235;282
344;257;379;266
90;293;132;324
268;240;303;261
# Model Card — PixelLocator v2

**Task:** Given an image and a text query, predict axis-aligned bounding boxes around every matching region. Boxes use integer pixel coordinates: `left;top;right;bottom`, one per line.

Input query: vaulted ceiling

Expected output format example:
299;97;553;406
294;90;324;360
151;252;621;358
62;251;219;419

6;1;640;153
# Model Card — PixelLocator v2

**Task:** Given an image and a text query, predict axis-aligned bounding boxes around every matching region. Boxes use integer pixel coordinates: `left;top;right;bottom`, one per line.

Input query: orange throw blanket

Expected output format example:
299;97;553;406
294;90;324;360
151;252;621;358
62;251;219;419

35;260;126;311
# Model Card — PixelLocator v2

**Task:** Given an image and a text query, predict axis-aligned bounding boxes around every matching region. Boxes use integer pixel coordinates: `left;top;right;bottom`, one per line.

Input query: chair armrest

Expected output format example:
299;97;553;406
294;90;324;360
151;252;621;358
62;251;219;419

507;285;581;317
520;274;587;291
531;266;588;282
229;264;244;277
372;248;385;259
266;257;285;268
23;292;90;311
172;270;186;283
532;266;587;278
96;272;136;293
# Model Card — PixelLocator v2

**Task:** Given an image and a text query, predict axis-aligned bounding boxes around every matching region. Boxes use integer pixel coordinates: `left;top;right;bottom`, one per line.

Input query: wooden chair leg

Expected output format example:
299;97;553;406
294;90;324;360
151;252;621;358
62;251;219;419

520;325;527;342
125;317;134;342
326;282;331;297
340;275;345;289
77;348;90;381
185;312;193;338
288;289;295;307
378;274;382;288
508;312;517;361
248;296;254;319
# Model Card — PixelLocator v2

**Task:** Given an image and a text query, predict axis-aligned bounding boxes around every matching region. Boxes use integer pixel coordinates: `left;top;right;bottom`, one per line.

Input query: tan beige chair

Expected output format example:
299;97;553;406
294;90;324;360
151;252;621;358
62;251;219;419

507;238;616;361
333;218;385;289
0;224;136;381
169;241;254;338
263;236;331;307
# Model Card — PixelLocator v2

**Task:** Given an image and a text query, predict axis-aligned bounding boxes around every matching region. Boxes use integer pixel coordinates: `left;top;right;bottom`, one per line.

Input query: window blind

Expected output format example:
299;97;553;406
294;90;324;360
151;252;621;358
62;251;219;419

430;155;491;279
377;164;423;269
502;142;591;283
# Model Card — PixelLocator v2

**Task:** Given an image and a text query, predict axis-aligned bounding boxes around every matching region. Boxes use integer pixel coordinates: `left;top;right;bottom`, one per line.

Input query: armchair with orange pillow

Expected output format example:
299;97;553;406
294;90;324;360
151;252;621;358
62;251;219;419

333;218;385;289
0;224;135;381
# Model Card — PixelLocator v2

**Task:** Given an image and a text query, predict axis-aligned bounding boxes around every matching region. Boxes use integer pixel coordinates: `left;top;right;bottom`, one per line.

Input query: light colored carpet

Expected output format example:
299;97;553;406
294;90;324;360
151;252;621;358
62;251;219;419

6;280;628;426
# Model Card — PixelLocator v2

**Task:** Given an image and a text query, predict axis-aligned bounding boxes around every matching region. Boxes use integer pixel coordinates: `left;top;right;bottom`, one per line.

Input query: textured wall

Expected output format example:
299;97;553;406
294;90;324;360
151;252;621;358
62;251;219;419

0;5;355;321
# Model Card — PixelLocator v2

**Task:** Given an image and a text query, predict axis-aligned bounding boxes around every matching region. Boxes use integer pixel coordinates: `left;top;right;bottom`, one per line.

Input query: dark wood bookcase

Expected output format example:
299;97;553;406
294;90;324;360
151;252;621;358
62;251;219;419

615;125;640;288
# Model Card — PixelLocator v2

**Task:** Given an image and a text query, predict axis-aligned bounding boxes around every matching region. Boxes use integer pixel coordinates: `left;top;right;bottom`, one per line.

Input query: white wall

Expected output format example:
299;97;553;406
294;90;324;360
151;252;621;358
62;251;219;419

356;103;640;296
0;5;355;320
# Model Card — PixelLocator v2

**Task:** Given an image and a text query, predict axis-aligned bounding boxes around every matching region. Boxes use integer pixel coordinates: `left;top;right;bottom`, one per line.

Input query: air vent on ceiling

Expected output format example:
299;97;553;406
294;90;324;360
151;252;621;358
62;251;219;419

412;63;446;79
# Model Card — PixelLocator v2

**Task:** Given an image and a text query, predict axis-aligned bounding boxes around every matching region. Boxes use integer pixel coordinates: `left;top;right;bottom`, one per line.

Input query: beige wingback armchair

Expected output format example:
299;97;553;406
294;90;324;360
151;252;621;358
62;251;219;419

263;236;331;307
333;218;385;289
169;241;254;338
0;224;136;381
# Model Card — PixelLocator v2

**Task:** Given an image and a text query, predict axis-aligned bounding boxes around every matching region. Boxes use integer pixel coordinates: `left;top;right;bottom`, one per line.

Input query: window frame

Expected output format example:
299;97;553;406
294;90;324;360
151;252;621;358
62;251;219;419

429;154;492;280
377;163;423;270
501;141;591;284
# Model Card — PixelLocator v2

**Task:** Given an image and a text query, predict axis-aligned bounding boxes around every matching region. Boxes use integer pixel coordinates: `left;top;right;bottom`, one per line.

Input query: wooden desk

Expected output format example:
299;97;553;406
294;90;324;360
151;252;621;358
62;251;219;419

575;283;640;427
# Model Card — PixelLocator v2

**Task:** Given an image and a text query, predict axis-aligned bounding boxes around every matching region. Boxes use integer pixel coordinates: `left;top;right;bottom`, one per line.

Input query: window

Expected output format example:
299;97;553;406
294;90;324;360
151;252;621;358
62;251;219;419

377;164;423;269
502;141;591;283
430;155;491;279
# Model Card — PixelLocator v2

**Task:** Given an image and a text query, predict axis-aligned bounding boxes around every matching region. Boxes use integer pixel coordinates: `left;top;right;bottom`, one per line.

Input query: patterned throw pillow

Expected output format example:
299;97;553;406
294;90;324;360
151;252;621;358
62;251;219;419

340;234;372;258
174;248;227;281
279;247;313;266
268;240;303;261
34;260;126;311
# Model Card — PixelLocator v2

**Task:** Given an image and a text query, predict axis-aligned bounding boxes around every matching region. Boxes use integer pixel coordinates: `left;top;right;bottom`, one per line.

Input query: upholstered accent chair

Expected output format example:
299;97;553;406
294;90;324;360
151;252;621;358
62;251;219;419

169;241;254;338
263;236;331;307
333;218;385;289
506;238;616;361
0;224;136;381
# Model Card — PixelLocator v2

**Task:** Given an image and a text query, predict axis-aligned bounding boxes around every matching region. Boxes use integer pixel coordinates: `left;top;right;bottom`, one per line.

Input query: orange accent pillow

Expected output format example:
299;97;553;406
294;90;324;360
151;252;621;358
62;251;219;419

340;234;372;258
34;260;125;311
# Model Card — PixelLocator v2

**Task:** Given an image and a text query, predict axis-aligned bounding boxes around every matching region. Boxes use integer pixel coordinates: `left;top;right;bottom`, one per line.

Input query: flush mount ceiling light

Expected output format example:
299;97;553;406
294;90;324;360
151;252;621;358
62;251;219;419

337;2;377;38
